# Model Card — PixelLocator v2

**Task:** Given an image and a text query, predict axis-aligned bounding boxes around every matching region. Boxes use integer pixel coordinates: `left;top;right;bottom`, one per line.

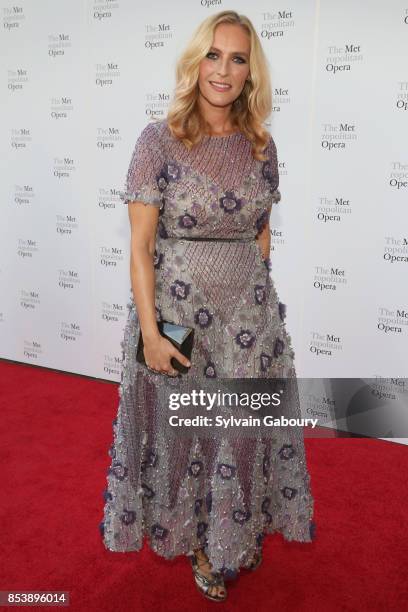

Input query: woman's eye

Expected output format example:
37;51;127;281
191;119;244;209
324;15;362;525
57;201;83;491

206;52;246;64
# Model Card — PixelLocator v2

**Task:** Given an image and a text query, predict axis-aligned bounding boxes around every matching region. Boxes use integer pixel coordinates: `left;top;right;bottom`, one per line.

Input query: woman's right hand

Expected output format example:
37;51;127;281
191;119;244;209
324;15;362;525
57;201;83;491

143;335;191;376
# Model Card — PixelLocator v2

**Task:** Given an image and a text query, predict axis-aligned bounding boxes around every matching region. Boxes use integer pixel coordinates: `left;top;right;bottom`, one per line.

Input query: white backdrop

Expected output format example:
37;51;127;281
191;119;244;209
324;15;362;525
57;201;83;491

1;2;407;394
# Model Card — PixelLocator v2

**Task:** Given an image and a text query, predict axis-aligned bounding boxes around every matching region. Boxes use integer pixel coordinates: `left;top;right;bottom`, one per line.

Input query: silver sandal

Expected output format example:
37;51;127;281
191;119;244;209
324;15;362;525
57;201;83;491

190;551;227;602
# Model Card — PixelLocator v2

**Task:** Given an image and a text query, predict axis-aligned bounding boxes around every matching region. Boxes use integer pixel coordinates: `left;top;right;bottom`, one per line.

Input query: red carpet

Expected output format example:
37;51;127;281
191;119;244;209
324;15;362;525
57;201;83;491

0;359;407;611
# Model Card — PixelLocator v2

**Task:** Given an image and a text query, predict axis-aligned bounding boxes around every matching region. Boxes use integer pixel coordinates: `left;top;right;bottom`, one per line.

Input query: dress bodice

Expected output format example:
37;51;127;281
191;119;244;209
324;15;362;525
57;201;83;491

121;118;281;240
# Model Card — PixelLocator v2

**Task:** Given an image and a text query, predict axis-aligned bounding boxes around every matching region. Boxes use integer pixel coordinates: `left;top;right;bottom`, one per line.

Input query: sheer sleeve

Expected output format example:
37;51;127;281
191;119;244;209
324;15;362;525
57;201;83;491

119;122;165;207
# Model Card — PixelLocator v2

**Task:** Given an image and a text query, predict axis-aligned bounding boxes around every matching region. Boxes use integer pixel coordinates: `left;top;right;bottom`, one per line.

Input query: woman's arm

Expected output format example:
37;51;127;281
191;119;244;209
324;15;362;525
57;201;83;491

127;202;191;375
128;202;161;343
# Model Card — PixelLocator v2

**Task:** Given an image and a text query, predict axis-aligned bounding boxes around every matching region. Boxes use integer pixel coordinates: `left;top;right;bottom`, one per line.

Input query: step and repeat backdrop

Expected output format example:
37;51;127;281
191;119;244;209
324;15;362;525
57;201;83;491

1;1;407;429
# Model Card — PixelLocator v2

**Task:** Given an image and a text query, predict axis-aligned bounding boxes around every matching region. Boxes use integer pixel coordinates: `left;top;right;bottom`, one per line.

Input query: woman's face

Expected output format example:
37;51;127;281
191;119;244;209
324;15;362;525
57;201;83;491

198;23;251;110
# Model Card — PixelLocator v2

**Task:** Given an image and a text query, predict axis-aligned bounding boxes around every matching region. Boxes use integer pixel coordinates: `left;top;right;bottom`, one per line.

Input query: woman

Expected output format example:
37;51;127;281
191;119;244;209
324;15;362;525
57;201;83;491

100;10;315;602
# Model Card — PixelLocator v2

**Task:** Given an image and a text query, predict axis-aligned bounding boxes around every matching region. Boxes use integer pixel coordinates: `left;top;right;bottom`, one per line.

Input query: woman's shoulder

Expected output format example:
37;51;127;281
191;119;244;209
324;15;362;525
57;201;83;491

137;117;168;147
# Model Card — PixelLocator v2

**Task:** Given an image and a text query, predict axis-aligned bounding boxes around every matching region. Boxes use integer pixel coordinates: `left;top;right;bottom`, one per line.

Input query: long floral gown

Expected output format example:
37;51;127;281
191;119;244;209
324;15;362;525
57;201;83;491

100;117;316;573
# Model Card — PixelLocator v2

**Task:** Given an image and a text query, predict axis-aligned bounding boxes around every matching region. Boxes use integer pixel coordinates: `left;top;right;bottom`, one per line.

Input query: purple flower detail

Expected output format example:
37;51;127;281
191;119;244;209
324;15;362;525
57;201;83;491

264;511;273;525
204;361;217;378
278;302;286;321
263;256;272;271
261;497;271;513
194;499;203;516
194;308;213;328
158;199;165;217
109;461;128;481
170;280;190;300
153;250;163;269
98;520;105;536
262;160;273;181
165;161;181;181
256;532;265;547
108;443;116;459
188;460;204;478
255;209;269;233
262;455;270;477
281;486;298;500
102;488;112;502
274;338;285;358
278;444;295;460
232;509;251;525
141;483;155;499
156;161;181;192
217;463;236;480
147;449;158;466
120;508;136;525
219;190;243;214
141;449;158;471
260;353;272;372
262;161;278;192
151;523;169;540
197;522;208;538
158;219;168;239
254;285;266;305
235;329;256;349
178;213;197;229
206;490;212;513
156;171;169;192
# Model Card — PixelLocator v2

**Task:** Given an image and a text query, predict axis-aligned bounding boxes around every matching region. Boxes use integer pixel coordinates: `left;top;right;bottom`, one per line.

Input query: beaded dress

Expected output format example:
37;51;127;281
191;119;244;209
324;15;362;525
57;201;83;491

100;118;316;573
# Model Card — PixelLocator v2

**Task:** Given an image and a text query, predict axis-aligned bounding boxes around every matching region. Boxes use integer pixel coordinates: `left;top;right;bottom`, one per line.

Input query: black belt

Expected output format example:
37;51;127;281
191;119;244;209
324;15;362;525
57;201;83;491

174;236;255;242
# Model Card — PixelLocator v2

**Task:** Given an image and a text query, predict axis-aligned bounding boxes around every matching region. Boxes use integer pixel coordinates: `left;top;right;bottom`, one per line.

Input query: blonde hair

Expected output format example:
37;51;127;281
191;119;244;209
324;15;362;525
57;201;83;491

165;10;273;161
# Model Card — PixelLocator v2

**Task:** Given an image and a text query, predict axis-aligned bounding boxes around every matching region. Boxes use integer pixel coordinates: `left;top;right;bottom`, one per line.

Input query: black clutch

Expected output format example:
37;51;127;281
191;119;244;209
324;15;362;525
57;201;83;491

136;320;195;374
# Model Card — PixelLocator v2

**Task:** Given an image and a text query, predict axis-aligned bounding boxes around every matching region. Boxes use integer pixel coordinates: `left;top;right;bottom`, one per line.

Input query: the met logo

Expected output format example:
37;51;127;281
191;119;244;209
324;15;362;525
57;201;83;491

321;123;357;150
310;332;343;357
8;68;27;94
260;11;294;39
14;184;33;204
377;307;408;335
317;196;351;223
100;247;124;267
50;96;73;120
48;33;71;58
54;157;75;179
58;269;80;290
11;127;31;149
23;340;42;359
4;6;25;31
102;302;125;323
325;43;363;74
146;92;170;118
20;289;40;310
97;127;121;150
60;322;82;342
145;23;172;50
383;237;408;264
56;214;78;235
17;239;38;258
104;354;121;377
389;161;408;190
96;62;120;88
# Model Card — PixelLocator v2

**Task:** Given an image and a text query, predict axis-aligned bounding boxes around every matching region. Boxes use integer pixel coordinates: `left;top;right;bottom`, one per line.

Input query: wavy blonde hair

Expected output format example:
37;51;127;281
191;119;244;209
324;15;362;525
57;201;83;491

165;10;273;161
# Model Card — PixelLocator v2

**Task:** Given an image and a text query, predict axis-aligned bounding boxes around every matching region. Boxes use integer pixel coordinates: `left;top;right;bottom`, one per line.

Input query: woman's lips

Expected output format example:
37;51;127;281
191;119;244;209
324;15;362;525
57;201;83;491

209;81;232;92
